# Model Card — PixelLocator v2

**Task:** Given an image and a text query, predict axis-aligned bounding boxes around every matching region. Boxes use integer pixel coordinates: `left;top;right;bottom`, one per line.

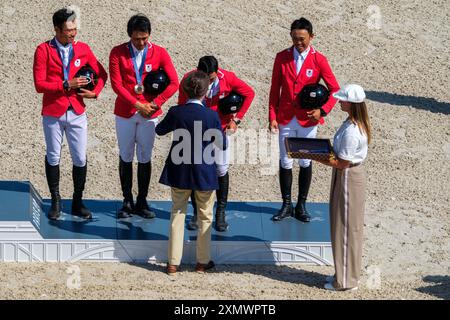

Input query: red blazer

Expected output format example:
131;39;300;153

269;46;340;127
109;42;179;119
33;39;108;117
178;69;255;130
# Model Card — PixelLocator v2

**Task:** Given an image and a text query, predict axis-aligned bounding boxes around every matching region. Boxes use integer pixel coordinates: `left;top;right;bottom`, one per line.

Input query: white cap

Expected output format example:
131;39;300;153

333;84;366;103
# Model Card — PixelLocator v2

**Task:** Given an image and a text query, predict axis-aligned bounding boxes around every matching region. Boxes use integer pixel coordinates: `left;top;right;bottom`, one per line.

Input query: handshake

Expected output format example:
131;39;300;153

135;101;159;118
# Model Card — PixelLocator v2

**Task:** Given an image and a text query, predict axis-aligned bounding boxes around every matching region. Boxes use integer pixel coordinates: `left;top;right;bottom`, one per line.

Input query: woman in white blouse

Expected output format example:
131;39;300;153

316;84;372;291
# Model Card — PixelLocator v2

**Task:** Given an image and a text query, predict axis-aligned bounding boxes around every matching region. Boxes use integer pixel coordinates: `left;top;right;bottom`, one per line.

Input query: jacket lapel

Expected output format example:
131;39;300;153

49;39;63;68
286;47;299;80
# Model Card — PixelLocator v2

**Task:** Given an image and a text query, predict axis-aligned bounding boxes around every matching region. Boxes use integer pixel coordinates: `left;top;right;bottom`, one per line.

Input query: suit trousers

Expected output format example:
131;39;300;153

168;187;215;265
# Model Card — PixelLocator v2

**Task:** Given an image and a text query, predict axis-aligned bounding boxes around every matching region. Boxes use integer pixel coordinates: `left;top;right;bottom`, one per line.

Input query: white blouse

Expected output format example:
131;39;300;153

333;119;368;164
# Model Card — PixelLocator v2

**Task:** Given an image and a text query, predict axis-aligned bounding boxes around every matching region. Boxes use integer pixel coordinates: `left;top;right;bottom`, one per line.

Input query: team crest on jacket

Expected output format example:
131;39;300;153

145;64;152;72
74;59;81;67
306;69;313;77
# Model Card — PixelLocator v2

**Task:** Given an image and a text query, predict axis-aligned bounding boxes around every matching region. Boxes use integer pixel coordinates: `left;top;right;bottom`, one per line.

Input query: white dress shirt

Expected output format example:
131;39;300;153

293;46;310;75
55;38;71;67
187;99;204;106
206;77;220;99
131;43;145;70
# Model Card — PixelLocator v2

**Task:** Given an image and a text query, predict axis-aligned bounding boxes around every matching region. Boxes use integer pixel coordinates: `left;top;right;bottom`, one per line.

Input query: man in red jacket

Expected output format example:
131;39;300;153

33;8;107;220
269;18;340;222
109;14;179;219
178;56;255;232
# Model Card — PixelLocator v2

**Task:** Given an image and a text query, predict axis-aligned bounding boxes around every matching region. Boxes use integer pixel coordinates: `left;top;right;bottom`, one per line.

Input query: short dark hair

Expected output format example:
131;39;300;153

290;17;313;35
127;14;151;37
197;56;219;74
52;8;76;29
182;71;210;99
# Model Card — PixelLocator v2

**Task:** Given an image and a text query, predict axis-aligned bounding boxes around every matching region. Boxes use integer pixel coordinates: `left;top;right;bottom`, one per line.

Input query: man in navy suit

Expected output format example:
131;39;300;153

155;71;226;276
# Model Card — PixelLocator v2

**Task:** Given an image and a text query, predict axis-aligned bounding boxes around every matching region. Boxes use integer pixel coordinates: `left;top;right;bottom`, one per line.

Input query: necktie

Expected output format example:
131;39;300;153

296;54;302;75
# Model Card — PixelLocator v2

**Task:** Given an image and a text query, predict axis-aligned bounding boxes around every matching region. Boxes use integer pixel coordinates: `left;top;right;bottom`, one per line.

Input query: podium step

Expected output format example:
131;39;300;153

0;181;332;265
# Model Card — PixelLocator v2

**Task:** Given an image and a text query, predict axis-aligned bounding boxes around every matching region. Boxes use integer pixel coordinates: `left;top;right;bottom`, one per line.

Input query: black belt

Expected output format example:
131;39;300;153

68;105;73;111
349;162;361;168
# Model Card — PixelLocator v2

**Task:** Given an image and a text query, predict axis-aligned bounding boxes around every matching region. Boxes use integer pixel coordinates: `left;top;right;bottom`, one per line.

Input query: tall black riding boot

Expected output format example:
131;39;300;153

215;172;229;232
135;161;155;219
118;157;134;219
295;164;312;222
72;163;92;219
187;191;198;230
272;164;293;221
45;157;61;220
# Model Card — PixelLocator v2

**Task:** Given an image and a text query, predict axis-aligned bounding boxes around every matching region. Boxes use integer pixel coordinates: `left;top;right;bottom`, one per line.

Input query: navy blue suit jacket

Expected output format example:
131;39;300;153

156;102;227;191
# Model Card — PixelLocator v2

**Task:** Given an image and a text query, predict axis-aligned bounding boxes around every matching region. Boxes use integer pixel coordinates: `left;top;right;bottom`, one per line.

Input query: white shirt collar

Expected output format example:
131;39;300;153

293;46;310;61
187;99;204;106
131;42;144;55
54;37;71;51
131;42;152;54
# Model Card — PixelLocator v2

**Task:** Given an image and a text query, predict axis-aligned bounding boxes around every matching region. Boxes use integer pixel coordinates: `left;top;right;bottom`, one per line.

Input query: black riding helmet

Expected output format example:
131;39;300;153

298;83;329;109
218;92;244;115
144;69;170;95
74;65;98;92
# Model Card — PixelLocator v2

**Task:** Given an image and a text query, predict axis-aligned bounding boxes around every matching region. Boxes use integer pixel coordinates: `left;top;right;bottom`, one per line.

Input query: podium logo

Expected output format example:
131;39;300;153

66;265;81;290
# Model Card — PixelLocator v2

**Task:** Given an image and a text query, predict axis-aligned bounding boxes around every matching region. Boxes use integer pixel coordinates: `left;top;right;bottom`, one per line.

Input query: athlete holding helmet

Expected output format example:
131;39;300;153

269;17;340;223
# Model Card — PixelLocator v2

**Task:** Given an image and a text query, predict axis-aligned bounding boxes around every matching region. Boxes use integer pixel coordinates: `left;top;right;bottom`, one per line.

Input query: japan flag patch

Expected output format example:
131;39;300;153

145;64;152;72
74;59;81;67
306;69;313;77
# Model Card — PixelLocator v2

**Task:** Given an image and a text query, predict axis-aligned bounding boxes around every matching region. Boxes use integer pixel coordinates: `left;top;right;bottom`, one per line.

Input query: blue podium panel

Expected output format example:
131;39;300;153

116;201;174;241
187;202;265;242
0;181;333;264
260;202;331;242
40;200;120;239
0;181;31;221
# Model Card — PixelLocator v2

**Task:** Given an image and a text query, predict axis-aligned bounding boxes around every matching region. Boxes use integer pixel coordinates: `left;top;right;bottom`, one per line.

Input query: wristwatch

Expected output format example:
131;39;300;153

63;80;70;91
232;118;241;125
319;107;327;117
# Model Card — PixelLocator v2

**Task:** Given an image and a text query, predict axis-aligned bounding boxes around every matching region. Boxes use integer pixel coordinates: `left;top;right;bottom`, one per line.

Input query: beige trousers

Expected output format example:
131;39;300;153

168;187;215;265
329;165;367;289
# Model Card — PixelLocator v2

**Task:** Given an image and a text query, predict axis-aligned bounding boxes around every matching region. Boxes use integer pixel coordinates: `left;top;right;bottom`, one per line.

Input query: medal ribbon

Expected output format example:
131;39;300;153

128;42;148;86
52;38;74;81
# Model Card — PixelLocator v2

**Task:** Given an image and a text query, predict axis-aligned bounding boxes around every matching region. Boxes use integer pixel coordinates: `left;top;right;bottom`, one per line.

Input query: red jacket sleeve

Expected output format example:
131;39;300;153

109;46;138;107
268;53;282;122
177;73;189;105
153;48;179;108
33;44;64;94
317;54;339;115
229;73;255;120
86;45;108;98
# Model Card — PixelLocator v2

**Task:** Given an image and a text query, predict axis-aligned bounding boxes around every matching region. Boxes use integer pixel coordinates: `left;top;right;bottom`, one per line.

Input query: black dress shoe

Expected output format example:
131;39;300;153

134;197;156;219
118;200;134;219
294;201;311;223
272;203;293;221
